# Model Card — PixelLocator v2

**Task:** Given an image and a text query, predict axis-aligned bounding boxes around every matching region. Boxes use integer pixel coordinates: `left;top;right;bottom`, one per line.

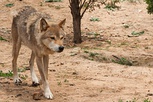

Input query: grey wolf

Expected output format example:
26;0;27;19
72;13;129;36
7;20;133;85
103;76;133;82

11;6;66;99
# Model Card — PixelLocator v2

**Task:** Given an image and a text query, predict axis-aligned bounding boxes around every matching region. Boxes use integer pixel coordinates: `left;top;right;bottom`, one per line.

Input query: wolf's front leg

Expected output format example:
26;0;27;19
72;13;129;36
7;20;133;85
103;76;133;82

29;52;39;86
43;81;53;99
43;55;49;79
36;56;53;99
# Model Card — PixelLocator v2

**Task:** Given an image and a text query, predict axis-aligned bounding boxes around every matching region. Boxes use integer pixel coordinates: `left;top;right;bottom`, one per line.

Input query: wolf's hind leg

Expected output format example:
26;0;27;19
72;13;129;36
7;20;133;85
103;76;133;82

12;28;22;84
12;17;23;84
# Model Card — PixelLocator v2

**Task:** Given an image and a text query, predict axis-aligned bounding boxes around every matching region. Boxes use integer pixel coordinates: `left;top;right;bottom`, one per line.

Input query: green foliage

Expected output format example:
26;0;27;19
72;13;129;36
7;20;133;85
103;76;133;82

112;55;132;66
104;4;119;11
5;3;14;7
55;5;61;9
0;68;28;80
121;0;140;3
89;52;99;57
83;51;108;62
57;81;62;86
118;99;123;102
131;31;144;37
86;32;100;39
0;70;13;78
145;0;153;14
90;17;100;21
104;0;120;11
128;31;145;37
144;98;151;102
64;79;69;82
19;74;28;80
118;98;151;102
18;67;28;80
0;36;7;41
18;67;26;72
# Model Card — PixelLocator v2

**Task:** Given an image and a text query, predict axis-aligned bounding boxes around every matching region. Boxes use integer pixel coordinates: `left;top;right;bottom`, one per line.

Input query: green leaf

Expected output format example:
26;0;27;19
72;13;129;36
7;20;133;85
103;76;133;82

131;31;144;36
5;3;14;7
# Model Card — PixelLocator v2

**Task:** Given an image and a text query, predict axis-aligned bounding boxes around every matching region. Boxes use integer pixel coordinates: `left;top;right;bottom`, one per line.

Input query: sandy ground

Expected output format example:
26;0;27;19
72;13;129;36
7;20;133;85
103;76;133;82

1;0;153;102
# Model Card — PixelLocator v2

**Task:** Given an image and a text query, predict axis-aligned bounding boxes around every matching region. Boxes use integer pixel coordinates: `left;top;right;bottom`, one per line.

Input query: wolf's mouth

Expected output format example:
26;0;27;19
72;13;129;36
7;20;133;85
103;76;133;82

57;50;64;53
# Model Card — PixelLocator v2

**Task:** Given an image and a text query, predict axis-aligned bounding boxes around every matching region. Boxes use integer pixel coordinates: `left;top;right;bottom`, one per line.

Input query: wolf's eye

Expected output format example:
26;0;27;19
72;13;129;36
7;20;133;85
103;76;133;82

50;37;55;40
60;37;64;40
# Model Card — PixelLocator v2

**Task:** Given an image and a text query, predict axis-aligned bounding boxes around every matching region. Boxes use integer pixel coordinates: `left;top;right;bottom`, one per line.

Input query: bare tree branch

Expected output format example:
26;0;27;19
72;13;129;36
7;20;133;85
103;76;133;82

80;0;86;11
81;0;92;18
68;0;71;4
79;0;83;6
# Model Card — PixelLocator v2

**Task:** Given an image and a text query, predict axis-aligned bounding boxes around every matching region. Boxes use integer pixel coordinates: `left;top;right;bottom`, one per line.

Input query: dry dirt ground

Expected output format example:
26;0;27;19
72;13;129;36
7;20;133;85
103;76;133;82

0;0;153;102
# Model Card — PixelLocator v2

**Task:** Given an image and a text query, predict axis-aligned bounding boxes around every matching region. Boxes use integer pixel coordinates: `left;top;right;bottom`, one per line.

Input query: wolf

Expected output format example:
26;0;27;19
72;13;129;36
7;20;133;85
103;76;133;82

11;6;66;99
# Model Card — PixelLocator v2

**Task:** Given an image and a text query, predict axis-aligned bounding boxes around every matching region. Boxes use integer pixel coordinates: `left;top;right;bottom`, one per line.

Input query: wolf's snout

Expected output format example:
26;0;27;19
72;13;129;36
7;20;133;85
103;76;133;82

58;46;64;52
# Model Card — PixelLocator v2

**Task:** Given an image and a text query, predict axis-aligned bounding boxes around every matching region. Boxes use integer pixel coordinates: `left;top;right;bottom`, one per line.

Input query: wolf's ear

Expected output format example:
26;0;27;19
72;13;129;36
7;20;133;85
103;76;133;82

59;19;66;29
40;18;49;32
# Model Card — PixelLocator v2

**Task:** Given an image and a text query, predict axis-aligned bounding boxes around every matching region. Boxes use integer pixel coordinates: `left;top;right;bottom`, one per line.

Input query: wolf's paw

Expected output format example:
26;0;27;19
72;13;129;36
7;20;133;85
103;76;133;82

44;90;53;99
14;78;22;85
32;81;40;87
31;73;39;82
31;77;39;86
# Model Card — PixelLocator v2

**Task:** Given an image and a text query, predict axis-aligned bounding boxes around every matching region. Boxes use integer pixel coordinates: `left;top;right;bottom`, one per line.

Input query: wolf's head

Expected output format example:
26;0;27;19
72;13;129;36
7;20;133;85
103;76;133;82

40;18;66;53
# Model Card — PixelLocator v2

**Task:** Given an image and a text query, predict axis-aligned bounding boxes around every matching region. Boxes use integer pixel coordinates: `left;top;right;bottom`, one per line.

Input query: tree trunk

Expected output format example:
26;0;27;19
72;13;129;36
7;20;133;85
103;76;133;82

70;0;82;44
69;0;94;44
73;16;82;44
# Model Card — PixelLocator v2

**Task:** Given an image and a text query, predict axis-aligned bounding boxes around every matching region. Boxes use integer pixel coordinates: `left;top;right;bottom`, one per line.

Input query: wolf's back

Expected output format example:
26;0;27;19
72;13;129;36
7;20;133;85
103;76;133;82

13;6;36;19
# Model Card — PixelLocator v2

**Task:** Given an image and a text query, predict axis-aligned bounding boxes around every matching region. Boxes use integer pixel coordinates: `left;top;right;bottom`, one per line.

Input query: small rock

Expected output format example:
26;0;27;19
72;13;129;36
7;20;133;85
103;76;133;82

33;91;43;100
15;94;22;98
72;72;78;75
60;62;64;65
50;69;56;72
69;83;75;86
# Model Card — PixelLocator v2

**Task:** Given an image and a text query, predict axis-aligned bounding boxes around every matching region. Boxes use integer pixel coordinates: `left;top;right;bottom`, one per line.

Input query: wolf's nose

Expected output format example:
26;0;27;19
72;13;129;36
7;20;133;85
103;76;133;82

59;46;64;52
